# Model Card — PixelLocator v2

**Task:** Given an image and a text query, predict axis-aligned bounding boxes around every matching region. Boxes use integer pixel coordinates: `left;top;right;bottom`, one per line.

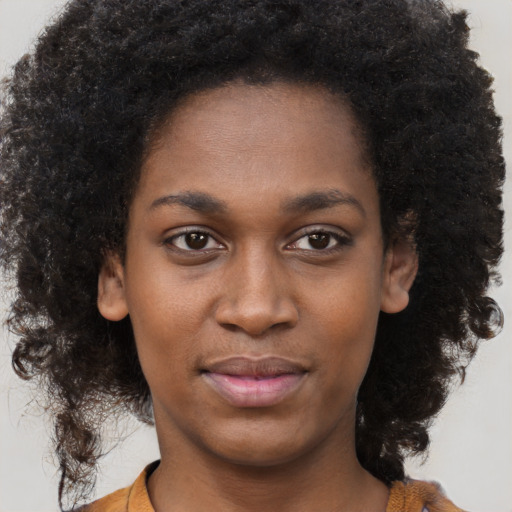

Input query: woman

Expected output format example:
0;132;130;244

0;0;505;510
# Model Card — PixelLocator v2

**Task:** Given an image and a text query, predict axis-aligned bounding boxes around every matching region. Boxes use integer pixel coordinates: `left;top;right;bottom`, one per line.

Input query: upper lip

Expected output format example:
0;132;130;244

203;356;307;378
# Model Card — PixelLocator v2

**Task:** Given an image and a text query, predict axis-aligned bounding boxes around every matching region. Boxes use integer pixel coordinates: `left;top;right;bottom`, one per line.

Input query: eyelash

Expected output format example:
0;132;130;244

164;228;224;253
286;229;352;254
163;226;352;255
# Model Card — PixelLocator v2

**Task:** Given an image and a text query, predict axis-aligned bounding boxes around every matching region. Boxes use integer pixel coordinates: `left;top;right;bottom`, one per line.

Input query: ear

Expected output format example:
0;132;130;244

97;251;129;321
380;237;418;314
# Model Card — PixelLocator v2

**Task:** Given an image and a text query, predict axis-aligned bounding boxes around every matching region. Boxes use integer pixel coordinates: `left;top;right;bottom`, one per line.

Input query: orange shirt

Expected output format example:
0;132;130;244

84;463;465;512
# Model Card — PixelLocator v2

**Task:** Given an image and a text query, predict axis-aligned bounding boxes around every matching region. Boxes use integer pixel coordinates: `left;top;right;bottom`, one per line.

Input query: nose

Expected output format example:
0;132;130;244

214;250;299;336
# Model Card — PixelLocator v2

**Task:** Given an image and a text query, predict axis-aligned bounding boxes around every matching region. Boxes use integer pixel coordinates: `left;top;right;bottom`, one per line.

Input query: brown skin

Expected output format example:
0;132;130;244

98;82;417;512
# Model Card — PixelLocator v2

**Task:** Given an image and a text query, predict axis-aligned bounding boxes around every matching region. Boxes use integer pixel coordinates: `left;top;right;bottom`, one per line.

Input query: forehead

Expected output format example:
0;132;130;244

135;81;377;218
147;81;370;169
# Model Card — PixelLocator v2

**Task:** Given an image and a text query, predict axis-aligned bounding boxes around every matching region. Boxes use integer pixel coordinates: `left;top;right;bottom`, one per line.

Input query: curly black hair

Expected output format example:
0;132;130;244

0;0;504;508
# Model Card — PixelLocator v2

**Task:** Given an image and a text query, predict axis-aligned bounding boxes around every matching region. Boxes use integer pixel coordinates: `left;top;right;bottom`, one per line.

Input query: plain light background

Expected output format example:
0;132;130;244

0;0;510;511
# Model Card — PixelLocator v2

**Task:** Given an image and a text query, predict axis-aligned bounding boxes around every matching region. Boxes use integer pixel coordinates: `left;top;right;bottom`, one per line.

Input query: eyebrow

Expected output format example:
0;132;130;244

282;189;366;217
149;188;365;217
149;191;228;214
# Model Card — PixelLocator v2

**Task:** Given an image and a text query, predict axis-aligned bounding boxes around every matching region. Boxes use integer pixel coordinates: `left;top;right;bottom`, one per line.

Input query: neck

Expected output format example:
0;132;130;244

148;422;389;512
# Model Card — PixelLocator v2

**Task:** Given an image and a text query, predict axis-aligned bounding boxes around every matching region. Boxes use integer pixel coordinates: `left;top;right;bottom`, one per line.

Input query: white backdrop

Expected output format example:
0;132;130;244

0;1;510;511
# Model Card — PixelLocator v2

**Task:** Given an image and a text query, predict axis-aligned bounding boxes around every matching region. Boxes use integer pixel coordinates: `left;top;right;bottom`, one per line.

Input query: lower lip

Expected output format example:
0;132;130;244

202;372;305;408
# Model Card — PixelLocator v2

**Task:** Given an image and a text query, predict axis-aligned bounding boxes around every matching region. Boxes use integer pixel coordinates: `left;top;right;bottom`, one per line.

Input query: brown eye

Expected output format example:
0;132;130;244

185;232;209;250
287;229;351;252
167;230;224;252
308;233;331;249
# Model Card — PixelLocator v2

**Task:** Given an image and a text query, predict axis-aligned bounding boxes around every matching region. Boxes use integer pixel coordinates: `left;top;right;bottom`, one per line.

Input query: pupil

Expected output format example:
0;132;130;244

309;233;330;249
186;232;208;249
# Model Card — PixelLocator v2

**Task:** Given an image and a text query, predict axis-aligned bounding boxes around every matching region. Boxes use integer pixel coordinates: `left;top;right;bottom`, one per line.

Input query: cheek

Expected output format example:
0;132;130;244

322;305;378;372
124;268;212;378
126;255;211;328
311;271;382;388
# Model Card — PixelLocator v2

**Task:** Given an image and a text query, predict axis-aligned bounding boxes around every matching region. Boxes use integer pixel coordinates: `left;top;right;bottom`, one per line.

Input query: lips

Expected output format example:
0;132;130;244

201;356;307;408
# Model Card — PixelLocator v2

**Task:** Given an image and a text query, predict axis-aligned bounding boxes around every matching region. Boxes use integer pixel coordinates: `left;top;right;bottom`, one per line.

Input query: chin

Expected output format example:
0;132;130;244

202;424;320;468
215;447;305;469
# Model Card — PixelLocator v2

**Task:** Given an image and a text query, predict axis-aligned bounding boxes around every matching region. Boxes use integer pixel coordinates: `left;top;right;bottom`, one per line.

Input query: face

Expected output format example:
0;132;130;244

98;82;416;468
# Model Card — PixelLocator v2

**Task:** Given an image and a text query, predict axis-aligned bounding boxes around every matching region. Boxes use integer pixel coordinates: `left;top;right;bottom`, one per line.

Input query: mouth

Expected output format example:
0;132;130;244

201;356;307;408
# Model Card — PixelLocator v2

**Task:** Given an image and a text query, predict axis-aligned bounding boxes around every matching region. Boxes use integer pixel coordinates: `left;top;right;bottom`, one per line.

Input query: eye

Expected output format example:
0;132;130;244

287;229;351;252
165;230;224;252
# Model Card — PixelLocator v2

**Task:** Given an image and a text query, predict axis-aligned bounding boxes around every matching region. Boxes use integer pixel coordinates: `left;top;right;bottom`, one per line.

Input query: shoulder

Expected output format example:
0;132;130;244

387;480;466;512
76;461;159;512
77;486;131;512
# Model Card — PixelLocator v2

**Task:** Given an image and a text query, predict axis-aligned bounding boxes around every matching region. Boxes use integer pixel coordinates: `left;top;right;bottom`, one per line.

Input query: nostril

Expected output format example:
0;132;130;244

214;273;299;335
218;323;240;333
216;306;298;337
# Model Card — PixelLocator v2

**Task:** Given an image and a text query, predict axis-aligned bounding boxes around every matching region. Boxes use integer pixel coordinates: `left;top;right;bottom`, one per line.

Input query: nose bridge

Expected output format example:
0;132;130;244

215;243;298;335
